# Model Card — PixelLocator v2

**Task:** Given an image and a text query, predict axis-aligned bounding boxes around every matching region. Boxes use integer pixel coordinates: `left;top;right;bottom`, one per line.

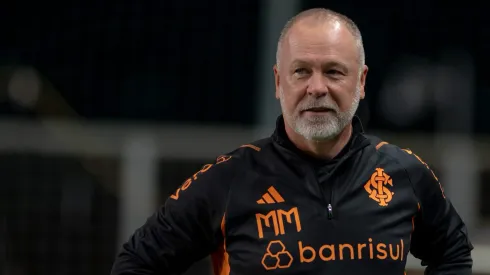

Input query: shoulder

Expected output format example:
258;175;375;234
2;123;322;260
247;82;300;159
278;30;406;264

220;136;274;166
164;137;276;217
365;134;428;170
175;137;273;188
364;134;440;191
232;137;274;156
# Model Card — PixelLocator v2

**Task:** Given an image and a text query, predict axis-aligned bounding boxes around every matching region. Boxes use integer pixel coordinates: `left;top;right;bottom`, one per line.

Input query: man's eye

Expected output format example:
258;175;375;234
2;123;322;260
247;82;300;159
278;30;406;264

326;70;341;75
294;68;308;75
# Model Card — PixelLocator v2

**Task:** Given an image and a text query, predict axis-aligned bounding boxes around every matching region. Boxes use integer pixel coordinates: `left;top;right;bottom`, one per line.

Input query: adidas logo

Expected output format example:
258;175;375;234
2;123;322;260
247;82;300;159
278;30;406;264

257;186;285;204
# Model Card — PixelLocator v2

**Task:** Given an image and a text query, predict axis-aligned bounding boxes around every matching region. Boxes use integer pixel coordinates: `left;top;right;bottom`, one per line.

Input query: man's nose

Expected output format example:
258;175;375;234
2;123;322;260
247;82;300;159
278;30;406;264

306;72;328;97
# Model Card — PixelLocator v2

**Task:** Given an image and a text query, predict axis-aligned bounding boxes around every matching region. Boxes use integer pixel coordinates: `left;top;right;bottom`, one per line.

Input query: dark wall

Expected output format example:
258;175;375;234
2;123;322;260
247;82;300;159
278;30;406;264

1;0;490;132
0;1;260;125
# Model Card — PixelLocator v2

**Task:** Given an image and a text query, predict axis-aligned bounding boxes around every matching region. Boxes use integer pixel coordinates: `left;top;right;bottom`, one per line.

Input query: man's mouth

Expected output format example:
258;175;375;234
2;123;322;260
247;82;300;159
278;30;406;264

303;107;333;113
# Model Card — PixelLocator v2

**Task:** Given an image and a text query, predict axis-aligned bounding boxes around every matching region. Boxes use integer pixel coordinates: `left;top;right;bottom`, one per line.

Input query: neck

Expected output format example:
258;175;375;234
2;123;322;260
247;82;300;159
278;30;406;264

284;123;353;160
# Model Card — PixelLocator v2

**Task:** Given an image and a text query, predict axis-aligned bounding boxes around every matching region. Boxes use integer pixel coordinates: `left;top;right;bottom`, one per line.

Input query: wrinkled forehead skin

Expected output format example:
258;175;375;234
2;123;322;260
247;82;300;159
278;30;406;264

279;18;362;71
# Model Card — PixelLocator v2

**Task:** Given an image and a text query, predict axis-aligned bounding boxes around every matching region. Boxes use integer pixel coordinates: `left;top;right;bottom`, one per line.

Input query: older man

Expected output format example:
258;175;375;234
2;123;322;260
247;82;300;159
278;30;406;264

111;8;473;275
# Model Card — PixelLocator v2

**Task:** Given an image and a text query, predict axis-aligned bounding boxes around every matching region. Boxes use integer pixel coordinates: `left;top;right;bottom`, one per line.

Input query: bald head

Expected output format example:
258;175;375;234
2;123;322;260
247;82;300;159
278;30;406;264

276;8;365;71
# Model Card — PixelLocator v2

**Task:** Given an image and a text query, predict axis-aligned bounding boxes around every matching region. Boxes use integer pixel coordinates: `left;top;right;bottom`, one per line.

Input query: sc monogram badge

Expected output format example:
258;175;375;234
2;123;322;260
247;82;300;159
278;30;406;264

364;168;394;207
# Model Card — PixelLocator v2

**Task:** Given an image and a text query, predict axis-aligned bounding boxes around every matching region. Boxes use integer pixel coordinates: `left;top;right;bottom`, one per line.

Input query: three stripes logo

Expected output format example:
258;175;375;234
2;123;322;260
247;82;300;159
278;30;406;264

257;186;285;204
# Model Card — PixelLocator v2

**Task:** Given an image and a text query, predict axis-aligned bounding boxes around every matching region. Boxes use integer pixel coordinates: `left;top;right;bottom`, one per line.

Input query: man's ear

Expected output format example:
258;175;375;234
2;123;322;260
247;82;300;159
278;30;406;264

359;65;368;99
274;64;280;99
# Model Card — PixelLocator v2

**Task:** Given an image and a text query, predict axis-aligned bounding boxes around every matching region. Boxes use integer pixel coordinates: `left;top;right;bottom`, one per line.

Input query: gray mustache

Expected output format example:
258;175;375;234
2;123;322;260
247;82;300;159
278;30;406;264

300;102;339;112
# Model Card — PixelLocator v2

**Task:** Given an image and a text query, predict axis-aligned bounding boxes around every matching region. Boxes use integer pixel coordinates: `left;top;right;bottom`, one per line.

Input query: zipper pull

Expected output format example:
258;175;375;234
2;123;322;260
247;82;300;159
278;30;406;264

327;204;334;219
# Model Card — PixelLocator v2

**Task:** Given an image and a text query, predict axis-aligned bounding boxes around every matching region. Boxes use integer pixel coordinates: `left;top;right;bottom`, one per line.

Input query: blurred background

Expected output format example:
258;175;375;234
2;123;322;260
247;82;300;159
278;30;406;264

0;0;489;274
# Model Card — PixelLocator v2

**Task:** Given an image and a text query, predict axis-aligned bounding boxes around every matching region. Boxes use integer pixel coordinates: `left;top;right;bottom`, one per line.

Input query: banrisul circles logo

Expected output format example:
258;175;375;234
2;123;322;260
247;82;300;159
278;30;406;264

261;240;293;270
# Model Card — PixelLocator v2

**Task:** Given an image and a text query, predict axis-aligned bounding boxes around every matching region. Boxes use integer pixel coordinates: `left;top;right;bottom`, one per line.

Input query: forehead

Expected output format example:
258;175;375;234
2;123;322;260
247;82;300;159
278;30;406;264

281;20;359;66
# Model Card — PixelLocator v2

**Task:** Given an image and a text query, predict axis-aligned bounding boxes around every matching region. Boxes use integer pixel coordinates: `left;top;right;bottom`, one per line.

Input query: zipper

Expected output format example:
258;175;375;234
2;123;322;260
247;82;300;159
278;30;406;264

319;139;370;220
317;161;344;220
321;155;351;220
323;175;335;220
327;203;334;219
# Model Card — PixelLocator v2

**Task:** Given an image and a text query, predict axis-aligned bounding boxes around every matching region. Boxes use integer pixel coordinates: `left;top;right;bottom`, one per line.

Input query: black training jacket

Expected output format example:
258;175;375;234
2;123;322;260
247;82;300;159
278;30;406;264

111;115;473;275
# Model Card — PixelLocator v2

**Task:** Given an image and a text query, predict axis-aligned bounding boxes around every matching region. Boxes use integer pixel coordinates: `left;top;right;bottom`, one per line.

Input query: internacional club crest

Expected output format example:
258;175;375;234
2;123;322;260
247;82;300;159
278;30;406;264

364;168;394;207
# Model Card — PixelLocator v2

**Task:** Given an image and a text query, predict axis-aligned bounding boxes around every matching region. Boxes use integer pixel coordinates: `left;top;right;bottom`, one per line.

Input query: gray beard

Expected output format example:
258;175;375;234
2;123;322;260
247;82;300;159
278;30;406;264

280;87;360;141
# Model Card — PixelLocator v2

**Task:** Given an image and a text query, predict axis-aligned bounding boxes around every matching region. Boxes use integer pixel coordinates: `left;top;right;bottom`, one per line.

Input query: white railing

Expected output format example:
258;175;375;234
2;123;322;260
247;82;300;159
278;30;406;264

0;118;488;273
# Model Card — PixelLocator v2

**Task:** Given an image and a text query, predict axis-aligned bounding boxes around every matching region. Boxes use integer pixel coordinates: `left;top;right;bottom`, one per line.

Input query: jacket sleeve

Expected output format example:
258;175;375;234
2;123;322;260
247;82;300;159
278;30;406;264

405;150;474;274
110;156;234;275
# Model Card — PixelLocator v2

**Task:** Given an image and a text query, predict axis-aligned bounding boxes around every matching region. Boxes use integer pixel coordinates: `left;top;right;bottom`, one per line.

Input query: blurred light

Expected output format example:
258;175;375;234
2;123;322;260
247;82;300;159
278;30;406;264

0;67;14;103
7;67;41;108
378;56;432;127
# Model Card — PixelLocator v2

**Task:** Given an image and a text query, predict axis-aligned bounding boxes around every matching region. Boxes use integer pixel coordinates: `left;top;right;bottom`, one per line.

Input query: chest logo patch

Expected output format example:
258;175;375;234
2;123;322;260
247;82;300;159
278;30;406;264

364;168;394;207
262;240;293;270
